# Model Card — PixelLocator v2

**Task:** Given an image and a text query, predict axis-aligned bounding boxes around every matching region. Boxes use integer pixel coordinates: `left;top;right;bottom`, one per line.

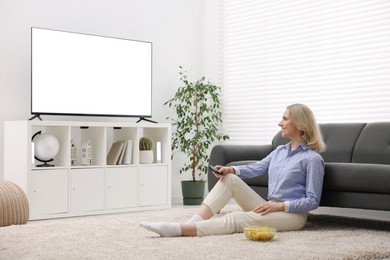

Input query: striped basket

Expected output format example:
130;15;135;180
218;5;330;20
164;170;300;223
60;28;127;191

0;180;29;227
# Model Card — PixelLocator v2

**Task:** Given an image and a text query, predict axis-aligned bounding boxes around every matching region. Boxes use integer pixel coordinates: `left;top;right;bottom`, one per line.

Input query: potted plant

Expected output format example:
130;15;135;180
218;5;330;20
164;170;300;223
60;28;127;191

164;67;229;205
139;137;154;164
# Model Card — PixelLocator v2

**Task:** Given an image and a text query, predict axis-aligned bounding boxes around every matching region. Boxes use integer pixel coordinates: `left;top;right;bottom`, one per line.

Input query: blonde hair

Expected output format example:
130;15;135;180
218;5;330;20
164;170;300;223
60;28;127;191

286;103;326;153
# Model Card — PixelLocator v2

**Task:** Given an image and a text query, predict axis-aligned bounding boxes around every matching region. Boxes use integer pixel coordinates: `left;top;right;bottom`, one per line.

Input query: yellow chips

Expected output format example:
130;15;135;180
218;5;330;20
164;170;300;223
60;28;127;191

243;226;276;241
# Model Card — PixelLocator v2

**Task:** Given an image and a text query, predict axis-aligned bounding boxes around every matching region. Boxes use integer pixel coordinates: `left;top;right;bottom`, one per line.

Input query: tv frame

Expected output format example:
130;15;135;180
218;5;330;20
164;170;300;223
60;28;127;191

30;27;153;122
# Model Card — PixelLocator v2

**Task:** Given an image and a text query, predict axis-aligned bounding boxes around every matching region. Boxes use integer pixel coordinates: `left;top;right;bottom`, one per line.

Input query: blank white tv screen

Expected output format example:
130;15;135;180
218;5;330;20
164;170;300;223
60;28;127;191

31;27;152;118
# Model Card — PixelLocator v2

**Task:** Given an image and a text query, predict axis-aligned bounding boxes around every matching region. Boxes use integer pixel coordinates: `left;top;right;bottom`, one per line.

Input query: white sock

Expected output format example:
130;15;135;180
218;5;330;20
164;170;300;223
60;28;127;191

140;221;182;237
186;214;204;223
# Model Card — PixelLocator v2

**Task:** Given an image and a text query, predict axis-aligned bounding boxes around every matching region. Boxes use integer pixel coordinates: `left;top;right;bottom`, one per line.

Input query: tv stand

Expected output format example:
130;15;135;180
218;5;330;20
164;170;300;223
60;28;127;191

29;114;43;121
136;117;157;124
4;120;171;220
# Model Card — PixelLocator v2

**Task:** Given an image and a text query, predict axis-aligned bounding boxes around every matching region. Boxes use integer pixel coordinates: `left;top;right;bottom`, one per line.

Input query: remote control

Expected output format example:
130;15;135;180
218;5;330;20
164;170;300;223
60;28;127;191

209;164;223;175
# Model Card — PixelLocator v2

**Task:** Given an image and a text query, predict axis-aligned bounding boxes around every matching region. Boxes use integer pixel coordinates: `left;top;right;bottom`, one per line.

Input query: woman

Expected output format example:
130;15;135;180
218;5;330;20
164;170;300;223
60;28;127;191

140;103;326;237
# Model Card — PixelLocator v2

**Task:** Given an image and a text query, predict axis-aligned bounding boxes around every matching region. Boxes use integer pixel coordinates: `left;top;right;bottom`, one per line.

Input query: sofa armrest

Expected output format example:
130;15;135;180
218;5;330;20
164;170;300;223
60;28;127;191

208;144;273;191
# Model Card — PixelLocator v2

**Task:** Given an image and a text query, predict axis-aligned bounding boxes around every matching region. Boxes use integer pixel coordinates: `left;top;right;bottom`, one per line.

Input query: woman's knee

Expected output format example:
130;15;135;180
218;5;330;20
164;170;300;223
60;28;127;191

221;173;241;185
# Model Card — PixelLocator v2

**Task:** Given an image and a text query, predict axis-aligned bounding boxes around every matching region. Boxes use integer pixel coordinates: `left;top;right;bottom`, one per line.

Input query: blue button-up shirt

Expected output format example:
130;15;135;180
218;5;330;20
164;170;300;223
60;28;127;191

235;143;325;213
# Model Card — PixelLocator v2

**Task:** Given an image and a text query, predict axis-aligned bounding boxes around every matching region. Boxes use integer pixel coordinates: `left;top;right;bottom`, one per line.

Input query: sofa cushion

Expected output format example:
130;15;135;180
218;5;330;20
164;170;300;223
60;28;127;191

352;122;390;165
324;162;390;193
319;123;366;163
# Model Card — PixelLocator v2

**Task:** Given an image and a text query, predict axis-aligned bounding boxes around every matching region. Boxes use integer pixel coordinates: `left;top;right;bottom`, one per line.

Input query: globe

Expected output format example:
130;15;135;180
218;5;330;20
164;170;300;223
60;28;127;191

33;132;60;167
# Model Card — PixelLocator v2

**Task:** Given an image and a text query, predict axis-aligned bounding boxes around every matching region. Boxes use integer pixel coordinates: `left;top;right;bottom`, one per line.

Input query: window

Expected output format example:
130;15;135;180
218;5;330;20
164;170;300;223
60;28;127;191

219;0;390;144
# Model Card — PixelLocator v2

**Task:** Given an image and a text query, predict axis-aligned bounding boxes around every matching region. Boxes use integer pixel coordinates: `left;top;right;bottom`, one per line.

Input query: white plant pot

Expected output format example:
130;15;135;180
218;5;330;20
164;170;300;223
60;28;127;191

139;150;154;164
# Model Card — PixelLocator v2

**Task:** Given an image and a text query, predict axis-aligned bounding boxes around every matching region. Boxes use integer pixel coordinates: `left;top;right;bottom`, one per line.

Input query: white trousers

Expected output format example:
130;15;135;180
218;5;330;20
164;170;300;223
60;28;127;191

195;174;308;236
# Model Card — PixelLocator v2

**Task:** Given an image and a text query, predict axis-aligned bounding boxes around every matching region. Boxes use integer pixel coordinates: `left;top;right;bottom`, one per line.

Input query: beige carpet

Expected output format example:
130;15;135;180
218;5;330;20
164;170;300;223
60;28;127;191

0;204;389;260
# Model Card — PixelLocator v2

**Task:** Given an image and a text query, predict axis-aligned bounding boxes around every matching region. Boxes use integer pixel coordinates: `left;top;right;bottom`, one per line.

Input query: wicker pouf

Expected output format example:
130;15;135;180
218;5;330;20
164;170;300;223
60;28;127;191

0;180;29;227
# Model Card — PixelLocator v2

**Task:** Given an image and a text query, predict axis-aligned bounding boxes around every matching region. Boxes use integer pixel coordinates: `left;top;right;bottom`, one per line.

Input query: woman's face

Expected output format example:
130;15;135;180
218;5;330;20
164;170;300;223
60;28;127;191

278;109;301;139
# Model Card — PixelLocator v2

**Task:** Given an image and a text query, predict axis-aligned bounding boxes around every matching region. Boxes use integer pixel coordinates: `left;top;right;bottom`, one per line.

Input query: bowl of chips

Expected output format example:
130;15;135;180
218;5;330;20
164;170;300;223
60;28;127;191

243;226;277;241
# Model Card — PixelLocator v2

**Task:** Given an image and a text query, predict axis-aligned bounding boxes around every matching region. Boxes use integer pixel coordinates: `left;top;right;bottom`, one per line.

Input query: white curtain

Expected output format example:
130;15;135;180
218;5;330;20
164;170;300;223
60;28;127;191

219;0;390;144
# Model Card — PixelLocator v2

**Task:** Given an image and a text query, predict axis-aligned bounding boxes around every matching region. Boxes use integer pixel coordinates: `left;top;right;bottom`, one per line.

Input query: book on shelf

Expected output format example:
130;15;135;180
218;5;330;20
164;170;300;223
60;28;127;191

117;141;127;165
121;140;133;165
106;141;125;165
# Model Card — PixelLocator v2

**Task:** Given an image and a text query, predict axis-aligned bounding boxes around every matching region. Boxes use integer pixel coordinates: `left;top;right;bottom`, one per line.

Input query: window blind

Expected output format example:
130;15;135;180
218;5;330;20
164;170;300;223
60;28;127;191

219;0;390;144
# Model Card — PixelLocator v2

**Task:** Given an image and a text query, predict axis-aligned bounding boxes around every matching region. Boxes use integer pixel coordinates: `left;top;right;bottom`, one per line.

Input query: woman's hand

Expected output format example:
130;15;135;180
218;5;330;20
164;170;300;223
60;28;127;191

253;201;285;215
213;165;235;178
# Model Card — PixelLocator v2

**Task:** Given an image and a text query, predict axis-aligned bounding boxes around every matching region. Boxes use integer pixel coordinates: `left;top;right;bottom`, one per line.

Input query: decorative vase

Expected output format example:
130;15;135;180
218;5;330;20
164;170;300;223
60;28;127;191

139;150;154;164
181;180;205;205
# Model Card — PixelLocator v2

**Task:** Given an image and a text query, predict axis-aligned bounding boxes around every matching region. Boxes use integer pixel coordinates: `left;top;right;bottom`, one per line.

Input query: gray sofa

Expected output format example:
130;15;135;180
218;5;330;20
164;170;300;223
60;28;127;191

208;122;390;211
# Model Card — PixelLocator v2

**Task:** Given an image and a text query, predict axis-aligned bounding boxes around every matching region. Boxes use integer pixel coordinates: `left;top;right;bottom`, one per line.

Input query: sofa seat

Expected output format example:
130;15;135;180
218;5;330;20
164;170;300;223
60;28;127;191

325;163;390;193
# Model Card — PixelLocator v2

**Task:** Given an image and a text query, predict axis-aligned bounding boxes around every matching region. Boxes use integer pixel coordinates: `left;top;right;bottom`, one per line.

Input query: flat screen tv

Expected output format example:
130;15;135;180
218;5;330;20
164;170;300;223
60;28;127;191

31;27;152;120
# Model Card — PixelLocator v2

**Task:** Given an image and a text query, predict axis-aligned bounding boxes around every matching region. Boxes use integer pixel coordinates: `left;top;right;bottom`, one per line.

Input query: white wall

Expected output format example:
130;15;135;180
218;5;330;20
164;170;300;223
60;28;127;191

0;0;207;202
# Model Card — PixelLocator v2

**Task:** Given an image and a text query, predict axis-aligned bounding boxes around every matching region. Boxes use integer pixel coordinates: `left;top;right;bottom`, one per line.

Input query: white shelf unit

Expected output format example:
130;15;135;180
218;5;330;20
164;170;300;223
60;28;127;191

4;120;171;220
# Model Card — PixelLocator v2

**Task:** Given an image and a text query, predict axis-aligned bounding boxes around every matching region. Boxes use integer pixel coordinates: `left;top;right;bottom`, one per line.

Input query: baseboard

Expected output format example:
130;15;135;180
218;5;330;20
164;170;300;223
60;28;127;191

311;206;390;221
171;195;183;205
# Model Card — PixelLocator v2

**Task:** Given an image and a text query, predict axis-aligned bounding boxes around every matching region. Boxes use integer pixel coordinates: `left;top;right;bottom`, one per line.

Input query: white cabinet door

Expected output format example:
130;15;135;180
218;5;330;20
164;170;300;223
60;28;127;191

105;167;138;209
29;169;69;217
139;165;168;206
71;168;104;212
